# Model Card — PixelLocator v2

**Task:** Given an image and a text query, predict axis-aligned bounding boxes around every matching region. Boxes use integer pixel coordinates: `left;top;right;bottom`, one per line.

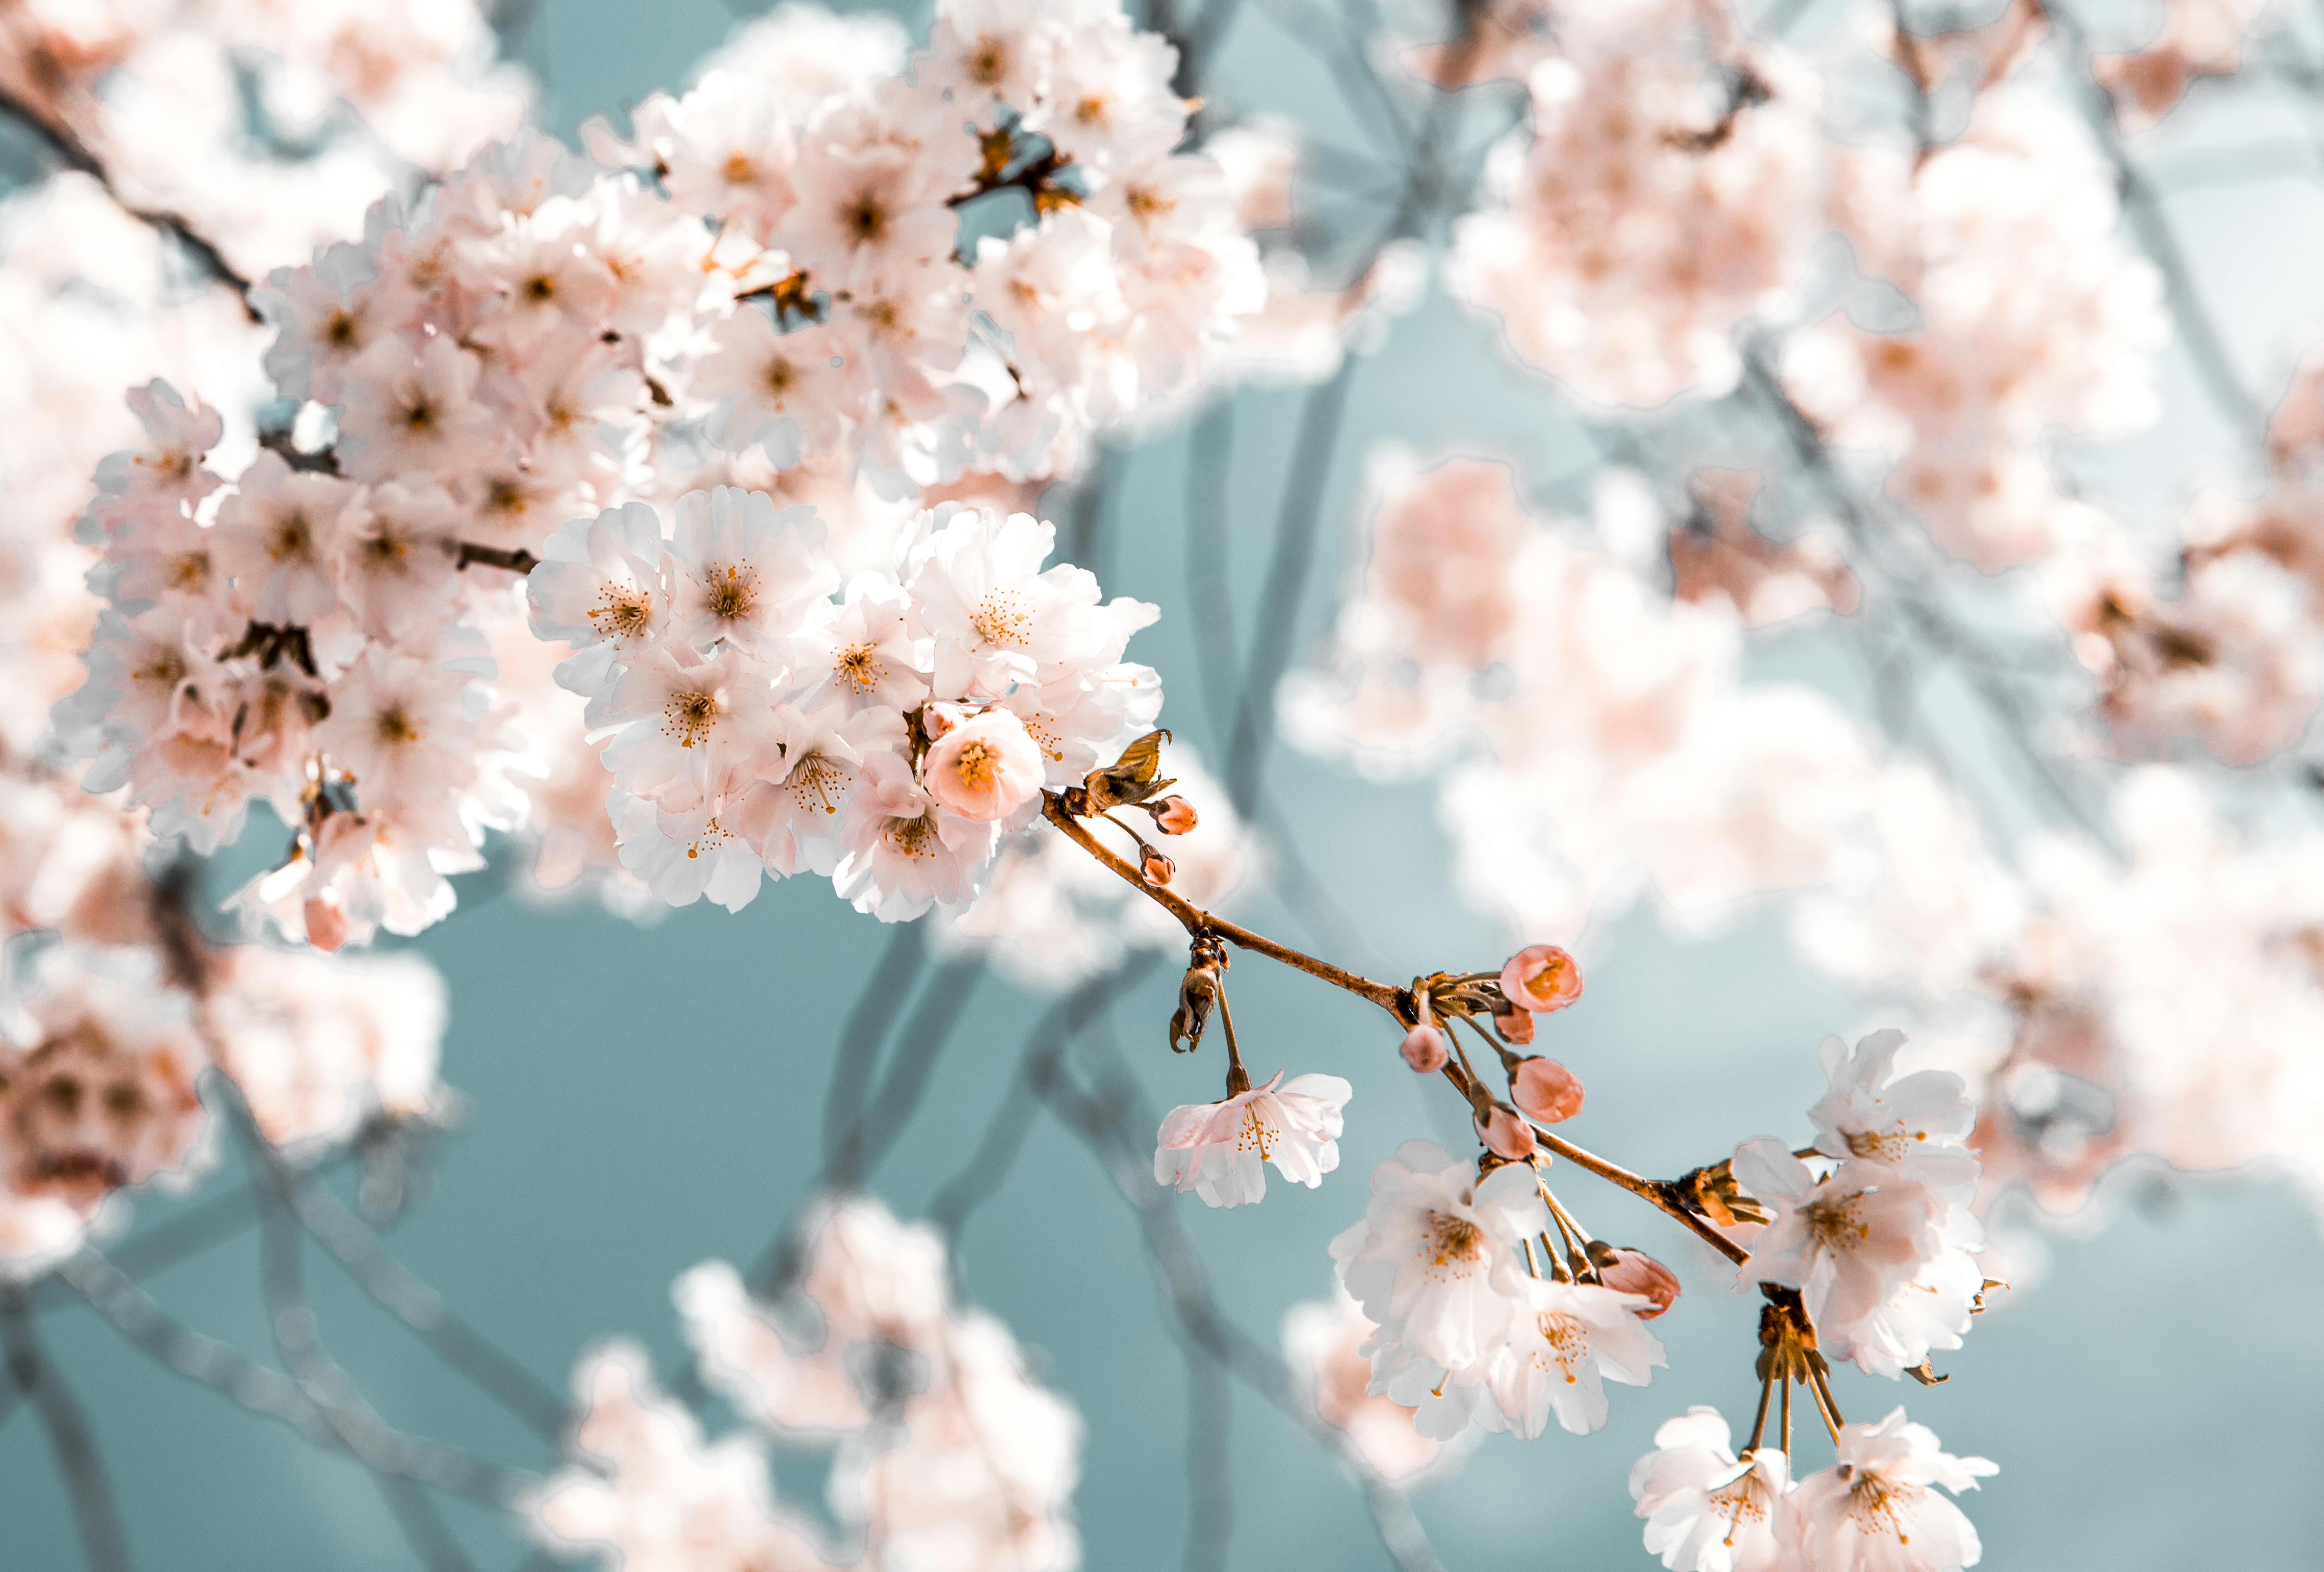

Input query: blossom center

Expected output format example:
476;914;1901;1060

951;738;999;786
707;564;758;623
375;704;418;745
1534;1311;1586;1383
1804;1191;1871;1251
835;643;881;692
664;689;719;747
887;813;938;857
971;589;1033;649
1426;1211;1483;1268
589;588;654;639
270;513;314;562
787;752;845;814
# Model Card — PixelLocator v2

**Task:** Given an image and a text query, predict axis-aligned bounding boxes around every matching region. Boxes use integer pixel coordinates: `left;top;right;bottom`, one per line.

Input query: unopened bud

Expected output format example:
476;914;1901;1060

304;897;350;954
1150;796;1198;835
1500;944;1582;1014
1592;1244;1681;1319
1491;1007;1534;1046
1400;1022;1449;1073
920;702;964;741
1141;847;1176;886
1473;1102;1537;1161
1509;1056;1584;1124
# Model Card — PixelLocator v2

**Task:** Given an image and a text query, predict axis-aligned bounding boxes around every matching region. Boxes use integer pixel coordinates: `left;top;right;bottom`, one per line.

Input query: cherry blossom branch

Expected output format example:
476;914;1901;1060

57;1251;532;1508
452;543;542;575
1043;788;1761;1263
1040;791;1405;1011
0;84;260;317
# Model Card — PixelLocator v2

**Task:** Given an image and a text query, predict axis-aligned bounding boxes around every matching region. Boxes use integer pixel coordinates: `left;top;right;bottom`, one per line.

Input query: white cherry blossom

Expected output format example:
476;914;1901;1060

1154;1070;1354;1208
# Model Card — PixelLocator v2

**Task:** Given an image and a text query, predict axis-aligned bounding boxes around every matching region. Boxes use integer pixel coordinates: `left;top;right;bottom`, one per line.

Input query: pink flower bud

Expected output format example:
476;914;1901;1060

1152;796;1198;835
1141;847;1176;886
1500;943;1582;1014
1474;1103;1537;1161
920;702;963;741
304;897;350;954
1509;1056;1584;1124
1400;1023;1449;1072
1492;1007;1534;1046
1597;1247;1681;1319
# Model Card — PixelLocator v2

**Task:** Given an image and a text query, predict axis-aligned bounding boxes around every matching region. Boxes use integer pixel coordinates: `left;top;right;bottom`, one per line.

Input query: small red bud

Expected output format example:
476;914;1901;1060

1509;1056;1584;1124
1400;1023;1450;1073
1141;847;1176;886
1492;1007;1535;1046
1151;796;1198;835
1597;1247;1681;1319
1474;1103;1538;1161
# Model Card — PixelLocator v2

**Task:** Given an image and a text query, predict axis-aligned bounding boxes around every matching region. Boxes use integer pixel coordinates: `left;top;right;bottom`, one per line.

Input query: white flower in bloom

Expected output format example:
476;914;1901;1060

1481;1276;1666;1438
527;1343;837;1572
527;502;671;701
211;451;362;626
1734;1138;1944;1345
1154;1070;1353;1208
597;643;782;807
611;777;770;914
331;480;463;644
667;486;838;660
336;333;495;479
1330;1141;1549;1373
1630;1407;1794;1572
907;505;1103;699
1787;1409;1995;1572
922;706;1046;823
832;748;997;919
93;380;223;510
313;648;504;840
748;700;907;876
694;312;860;470
790;577;930;714
1807;1030;1980;1196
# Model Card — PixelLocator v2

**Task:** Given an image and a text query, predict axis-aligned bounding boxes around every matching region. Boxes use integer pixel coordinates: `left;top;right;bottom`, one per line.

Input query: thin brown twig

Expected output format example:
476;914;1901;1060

0;84;260;318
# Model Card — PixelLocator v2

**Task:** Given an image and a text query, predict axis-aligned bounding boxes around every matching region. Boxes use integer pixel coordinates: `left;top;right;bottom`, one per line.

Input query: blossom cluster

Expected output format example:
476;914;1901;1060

1735;1031;1987;1383
1284;454;1879;942
1449;0;1825;408
1630;1406;1994;1572
58;0;1279;947
529;494;1161;920
0;933;446;1270
588;0;1265;487
531;1195;1079;1572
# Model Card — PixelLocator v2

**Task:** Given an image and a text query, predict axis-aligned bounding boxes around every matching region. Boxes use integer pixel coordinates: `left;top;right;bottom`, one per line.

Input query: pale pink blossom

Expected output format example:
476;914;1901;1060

1502;944;1583;1013
922;706;1045;823
1630;1407;1794;1572
1481;1276;1666;1438
1154;1069;1353;1207
1787;1409;1995;1572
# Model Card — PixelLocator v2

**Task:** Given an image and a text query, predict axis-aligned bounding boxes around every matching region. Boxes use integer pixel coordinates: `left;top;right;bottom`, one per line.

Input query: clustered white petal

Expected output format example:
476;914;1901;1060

531;1195;1080;1571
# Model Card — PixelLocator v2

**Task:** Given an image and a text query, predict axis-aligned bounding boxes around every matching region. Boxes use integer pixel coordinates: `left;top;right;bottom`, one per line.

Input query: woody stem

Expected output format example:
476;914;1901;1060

1042;789;1756;1265
1746;1369;1775;1454
1216;988;1251;1096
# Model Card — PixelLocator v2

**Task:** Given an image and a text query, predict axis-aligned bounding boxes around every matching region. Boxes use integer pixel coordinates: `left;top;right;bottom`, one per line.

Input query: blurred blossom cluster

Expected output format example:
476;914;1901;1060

532;1197;1080;1572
